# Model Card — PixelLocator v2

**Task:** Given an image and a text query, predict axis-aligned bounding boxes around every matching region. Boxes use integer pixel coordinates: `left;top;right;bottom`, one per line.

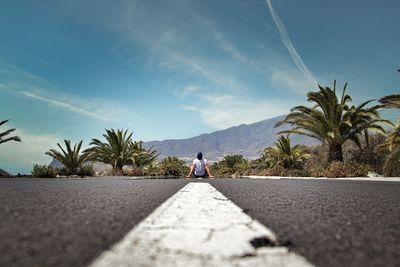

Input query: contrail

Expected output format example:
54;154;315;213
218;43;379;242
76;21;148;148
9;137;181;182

265;0;318;89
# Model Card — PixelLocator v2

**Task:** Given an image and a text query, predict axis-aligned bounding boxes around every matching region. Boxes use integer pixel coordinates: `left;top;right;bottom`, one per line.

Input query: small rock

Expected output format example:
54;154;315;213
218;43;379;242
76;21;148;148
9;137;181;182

367;172;383;178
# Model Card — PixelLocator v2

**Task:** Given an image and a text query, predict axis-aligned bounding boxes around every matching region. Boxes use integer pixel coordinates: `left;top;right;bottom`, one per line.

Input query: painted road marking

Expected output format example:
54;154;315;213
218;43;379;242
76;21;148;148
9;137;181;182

89;182;314;267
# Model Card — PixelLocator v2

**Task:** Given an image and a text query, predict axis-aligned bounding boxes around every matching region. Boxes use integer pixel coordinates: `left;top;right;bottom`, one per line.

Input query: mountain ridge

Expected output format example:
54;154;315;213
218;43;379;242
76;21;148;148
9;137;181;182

144;115;317;162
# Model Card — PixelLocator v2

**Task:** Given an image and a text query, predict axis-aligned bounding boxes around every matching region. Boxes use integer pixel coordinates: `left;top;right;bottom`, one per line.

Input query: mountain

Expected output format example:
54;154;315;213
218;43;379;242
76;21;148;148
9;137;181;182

145;115;317;162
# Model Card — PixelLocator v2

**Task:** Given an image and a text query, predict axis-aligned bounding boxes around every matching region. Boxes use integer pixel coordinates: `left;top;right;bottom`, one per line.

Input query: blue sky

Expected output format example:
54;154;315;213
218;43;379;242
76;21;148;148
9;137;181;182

1;0;399;174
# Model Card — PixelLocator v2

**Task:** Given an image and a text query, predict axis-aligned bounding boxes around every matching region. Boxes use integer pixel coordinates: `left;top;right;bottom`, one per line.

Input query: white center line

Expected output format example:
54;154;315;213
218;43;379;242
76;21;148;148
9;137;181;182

89;182;314;267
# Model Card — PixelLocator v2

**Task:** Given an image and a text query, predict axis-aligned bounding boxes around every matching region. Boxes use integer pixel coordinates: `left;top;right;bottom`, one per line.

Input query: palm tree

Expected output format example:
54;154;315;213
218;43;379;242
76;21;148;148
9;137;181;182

379;94;400;176
84;129;136;174
276;81;392;162
218;155;249;175
159;156;187;176
131;141;159;168
263;135;310;169
45;140;91;175
0;119;21;144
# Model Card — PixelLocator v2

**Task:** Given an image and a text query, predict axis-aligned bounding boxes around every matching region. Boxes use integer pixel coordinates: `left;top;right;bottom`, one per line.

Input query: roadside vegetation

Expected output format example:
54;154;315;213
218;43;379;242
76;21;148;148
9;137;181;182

276;81;392;162
379;94;400;176
211;155;249;178
84;129;138;175
46;140;92;176
22;78;399;178
214;80;399;178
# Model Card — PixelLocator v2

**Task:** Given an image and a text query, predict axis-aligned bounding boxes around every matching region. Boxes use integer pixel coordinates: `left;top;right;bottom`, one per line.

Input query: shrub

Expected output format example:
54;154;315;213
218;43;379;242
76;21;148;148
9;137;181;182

143;163;161;176
77;165;95;177
57;164;94;177
31;164;58;178
383;147;400;177
248;158;268;174
216;155;249;176
159;156;188;176
344;134;389;173
123;166;143;176
315;161;372;178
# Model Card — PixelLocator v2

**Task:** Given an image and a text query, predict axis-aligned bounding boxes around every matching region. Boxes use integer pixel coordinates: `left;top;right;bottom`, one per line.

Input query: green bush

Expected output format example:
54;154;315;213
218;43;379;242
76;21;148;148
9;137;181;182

215;155;249;177
143;163;162;176
344;134;389;173
383;146;400;177
159;156;188;176
31;164;58;178
57;164;94;177
77;165;95;177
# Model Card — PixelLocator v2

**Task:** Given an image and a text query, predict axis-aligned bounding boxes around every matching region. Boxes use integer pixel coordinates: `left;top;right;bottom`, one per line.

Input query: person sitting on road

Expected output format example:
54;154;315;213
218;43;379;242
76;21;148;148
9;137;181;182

186;152;214;179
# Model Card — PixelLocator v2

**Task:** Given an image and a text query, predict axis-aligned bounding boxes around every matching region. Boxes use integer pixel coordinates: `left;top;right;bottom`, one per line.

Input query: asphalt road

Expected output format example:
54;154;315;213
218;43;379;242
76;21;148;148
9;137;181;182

210;179;400;267
0;178;189;267
0;177;399;267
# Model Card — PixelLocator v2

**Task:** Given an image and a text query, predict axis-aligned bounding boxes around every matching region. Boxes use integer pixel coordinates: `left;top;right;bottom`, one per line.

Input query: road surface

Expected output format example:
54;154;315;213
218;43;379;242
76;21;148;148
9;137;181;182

0;177;399;267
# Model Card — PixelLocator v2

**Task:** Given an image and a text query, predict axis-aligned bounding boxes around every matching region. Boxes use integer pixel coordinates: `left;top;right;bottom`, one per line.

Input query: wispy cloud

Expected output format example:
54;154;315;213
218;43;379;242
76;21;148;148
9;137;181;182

77;1;317;97
65;1;315;126
167;51;248;93
0;62;139;123
182;93;293;129
176;85;201;99
265;0;318;89
270;66;317;94
20;90;114;121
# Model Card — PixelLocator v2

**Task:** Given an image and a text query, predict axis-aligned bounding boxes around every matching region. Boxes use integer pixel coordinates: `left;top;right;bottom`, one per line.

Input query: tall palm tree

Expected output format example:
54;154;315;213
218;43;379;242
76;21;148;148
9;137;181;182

131;141;159;168
0;119;21;144
46;140;90;175
263;135;310;169
84;129;136;173
379;94;400;176
276;81;392;162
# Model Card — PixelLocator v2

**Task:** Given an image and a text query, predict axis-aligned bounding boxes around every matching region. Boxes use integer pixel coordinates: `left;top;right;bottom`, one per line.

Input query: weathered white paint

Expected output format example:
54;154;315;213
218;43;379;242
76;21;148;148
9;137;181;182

89;182;314;267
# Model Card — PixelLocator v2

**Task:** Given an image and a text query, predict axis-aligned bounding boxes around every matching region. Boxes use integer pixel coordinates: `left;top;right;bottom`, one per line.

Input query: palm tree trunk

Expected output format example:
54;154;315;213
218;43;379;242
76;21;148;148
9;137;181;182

113;161;124;176
328;143;344;162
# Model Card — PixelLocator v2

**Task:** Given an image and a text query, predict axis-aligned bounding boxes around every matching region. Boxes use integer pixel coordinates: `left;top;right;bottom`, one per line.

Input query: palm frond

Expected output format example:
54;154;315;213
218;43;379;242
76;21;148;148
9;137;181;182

0;119;22;144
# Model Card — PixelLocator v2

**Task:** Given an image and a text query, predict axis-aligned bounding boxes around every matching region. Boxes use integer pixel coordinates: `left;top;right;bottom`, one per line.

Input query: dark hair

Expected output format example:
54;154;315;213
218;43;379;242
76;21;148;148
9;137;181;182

197;152;203;160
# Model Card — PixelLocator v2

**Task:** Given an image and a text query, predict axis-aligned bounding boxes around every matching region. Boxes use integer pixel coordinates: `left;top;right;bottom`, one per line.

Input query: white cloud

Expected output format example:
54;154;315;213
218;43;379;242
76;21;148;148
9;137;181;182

0;128;61;167
182;94;293;129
